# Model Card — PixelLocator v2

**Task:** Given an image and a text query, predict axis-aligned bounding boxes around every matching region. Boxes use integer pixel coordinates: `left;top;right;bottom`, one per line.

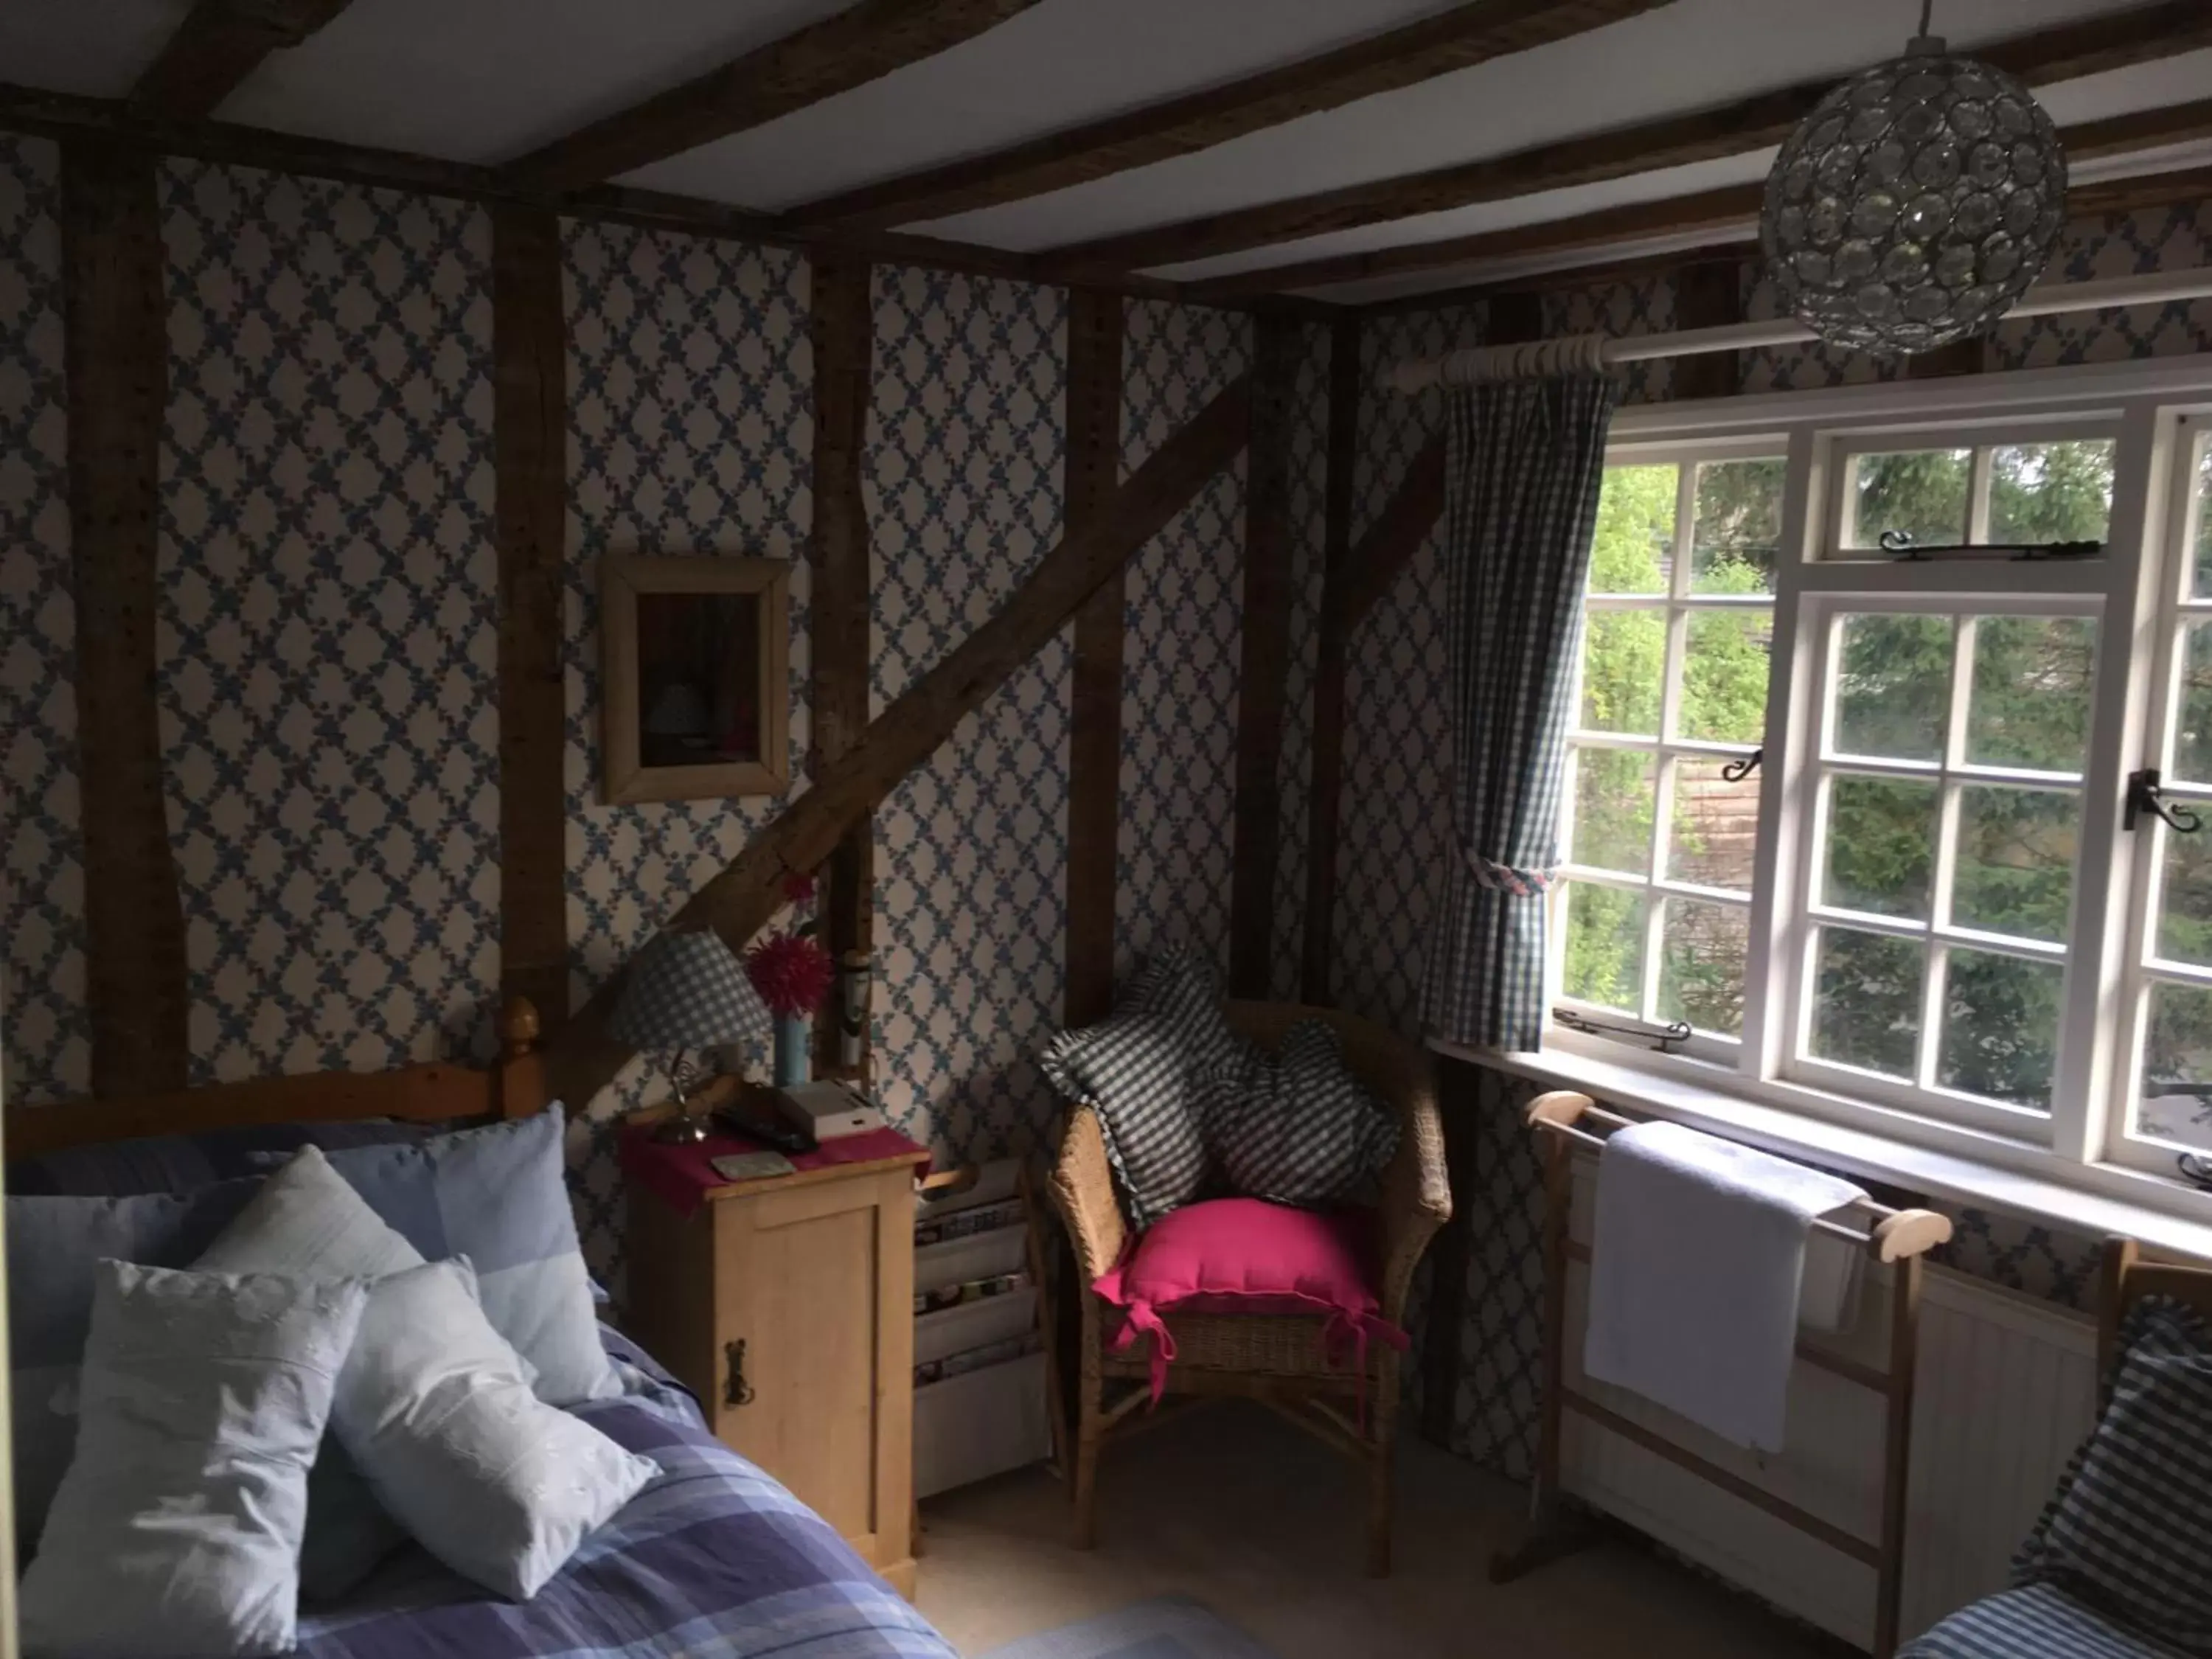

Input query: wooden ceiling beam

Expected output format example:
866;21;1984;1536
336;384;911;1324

1044;0;2212;278
782;0;1674;232
1188;95;2212;304
131;0;357;119
502;0;1043;192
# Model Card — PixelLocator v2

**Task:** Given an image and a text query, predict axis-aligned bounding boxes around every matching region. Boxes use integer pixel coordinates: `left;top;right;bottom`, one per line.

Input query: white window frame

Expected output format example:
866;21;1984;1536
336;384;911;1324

1531;352;2212;1233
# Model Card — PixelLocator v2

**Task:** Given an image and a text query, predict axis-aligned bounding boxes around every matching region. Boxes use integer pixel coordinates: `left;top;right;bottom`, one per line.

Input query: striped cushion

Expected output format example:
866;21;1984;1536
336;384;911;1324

1902;1584;2180;1658
1205;1020;1398;1208
1042;946;1231;1232
2010;1295;2212;1653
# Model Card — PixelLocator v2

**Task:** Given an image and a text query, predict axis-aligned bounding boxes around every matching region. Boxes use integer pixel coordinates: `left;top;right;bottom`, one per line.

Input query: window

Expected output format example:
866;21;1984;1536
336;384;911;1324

1542;367;2212;1217
1558;453;1780;1049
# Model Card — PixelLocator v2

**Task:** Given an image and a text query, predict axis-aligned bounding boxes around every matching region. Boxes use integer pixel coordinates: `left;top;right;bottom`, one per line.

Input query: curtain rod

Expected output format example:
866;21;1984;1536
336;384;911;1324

1388;267;2212;394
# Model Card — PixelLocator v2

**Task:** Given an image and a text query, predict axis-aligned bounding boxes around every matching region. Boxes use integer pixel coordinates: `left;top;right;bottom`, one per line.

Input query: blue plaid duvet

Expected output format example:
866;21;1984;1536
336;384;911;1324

292;1329;956;1659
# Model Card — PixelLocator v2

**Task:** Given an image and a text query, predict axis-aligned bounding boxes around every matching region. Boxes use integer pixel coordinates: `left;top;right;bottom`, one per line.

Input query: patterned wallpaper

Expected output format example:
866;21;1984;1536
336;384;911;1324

0;134;82;1109
1319;196;2212;1477
1268;322;1333;1005
1116;299;1251;984
866;265;1068;1167
159;161;501;1087
559;218;815;1275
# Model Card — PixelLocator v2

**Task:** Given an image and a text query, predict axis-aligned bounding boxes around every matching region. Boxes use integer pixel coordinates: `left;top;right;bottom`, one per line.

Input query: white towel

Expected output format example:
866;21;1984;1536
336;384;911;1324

1583;1121;1867;1452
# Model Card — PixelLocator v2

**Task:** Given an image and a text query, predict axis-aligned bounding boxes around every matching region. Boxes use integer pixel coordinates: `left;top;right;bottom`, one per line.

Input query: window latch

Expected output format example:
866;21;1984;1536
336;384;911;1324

1720;749;1762;783
1877;530;2104;562
2180;1152;2212;1193
2125;768;2202;835
1554;1009;1691;1054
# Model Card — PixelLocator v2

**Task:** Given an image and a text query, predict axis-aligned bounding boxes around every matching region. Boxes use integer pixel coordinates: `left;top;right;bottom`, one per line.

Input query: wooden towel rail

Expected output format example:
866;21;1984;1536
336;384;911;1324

1497;1091;1953;1659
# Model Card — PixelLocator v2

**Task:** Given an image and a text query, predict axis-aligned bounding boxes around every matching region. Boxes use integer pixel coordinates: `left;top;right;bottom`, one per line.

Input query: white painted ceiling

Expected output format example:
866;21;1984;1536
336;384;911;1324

3;0;2205;302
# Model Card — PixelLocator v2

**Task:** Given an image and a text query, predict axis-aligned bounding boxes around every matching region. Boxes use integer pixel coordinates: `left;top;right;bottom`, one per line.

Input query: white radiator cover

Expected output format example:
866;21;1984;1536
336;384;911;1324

1561;1254;2098;1648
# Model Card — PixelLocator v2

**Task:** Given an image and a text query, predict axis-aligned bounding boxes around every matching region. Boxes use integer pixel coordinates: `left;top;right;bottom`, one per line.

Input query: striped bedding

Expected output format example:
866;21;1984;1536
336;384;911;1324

291;1329;956;1659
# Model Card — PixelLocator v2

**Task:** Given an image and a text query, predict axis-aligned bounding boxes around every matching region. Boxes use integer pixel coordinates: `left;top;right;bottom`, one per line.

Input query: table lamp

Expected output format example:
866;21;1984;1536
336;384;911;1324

608;928;773;1144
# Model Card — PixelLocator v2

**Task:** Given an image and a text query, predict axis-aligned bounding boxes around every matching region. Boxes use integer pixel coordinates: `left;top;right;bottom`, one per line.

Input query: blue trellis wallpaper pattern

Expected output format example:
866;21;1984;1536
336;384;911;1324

1114;300;1251;984
1321;194;2212;1479
1269;322;1334;1004
0;133;82;1109
156;161;502;1088
560;218;815;1276
866;265;1069;1167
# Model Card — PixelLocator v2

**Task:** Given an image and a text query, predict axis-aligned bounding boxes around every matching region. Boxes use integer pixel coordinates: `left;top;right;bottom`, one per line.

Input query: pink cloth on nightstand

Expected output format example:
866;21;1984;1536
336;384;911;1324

1091;1197;1409;1411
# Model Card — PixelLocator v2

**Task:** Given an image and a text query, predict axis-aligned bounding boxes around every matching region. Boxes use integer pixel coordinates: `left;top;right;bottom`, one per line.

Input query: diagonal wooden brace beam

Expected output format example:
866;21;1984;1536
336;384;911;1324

544;373;1253;1109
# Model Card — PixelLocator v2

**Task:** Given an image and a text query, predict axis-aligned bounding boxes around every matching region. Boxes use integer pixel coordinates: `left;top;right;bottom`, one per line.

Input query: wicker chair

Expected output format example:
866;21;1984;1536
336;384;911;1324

1047;1000;1450;1576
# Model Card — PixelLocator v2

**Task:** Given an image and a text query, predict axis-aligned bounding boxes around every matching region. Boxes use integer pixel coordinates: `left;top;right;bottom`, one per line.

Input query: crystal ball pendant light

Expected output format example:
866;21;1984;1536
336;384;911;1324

1759;1;2067;354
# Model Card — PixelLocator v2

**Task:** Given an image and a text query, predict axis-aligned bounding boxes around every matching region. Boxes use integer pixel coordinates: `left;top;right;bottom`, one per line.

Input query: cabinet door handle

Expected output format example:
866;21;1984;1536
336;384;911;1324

724;1338;756;1408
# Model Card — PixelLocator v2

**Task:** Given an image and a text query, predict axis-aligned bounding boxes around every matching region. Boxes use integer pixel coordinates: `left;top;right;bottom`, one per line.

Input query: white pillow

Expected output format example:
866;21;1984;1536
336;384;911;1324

17;1262;368;1658
195;1145;427;1601
333;1257;657;1601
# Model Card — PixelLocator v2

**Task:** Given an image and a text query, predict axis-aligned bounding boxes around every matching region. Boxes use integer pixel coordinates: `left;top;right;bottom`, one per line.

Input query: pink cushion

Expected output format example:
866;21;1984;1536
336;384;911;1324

1091;1197;1409;1405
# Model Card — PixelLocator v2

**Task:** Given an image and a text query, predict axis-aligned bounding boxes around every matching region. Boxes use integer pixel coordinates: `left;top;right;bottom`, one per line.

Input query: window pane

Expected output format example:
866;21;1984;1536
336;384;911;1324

2171;622;2212;787
1577;610;1666;734
1823;775;1937;919
1833;613;1952;761
1680;610;1771;744
1666;758;1761;892
1951;786;2077;945
2140;981;2212;1152
1986;439;2114;547
1965;616;2095;774
1588;464;1676;596
2155;829;2212;969
2193;441;2212;599
1563;885;1646;1014
1658;899;1747;1036
1570;748;1655;875
1847;449;1970;550
1809;927;1924;1079
1691;459;1784;596
1935;949;2059;1110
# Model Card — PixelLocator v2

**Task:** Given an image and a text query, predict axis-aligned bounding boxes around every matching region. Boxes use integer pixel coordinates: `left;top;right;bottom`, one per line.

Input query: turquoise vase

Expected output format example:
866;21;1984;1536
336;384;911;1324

773;1012;810;1088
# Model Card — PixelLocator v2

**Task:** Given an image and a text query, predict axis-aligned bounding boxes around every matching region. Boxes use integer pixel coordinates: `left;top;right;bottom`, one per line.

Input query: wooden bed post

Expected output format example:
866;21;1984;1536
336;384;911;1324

498;998;547;1119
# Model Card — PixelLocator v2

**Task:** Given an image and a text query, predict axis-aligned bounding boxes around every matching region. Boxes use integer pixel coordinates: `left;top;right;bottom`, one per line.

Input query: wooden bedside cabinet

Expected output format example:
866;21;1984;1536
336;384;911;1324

622;1118;931;1598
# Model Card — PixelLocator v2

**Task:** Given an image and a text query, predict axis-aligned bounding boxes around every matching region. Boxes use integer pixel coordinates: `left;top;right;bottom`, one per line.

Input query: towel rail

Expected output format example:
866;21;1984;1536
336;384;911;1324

1498;1089;1952;1659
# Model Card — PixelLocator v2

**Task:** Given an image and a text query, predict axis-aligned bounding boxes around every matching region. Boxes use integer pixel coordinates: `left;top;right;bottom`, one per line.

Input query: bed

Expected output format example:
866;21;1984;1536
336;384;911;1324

4;998;958;1659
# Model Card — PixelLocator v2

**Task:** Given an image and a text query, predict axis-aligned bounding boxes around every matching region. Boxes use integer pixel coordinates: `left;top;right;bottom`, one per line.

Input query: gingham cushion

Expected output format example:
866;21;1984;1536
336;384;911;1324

2011;1295;2212;1654
1902;1584;2177;1658
1041;947;1232;1231
1204;1021;1399;1208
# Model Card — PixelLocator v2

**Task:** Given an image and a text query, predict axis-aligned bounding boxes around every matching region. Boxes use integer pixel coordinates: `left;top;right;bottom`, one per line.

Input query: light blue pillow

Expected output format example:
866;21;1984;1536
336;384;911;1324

321;1105;615;1405
17;1261;367;1657
4;1181;257;1548
331;1258;657;1601
193;1146;427;1602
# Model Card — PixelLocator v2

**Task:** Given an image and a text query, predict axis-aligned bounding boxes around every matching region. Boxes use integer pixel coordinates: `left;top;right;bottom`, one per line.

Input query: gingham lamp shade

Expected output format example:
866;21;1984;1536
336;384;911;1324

607;929;773;1052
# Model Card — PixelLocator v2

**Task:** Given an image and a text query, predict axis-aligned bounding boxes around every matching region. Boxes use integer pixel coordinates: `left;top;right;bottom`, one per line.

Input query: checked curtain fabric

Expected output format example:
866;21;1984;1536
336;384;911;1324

1420;372;1621;1051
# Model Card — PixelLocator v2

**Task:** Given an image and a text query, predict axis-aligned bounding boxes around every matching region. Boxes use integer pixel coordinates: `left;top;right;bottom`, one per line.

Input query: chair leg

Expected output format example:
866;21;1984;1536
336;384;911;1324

1366;1378;1398;1577
1071;1373;1103;1551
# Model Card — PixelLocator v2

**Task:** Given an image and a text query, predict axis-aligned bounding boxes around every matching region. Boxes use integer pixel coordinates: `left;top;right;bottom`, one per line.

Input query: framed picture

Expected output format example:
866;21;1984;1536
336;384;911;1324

600;555;790;804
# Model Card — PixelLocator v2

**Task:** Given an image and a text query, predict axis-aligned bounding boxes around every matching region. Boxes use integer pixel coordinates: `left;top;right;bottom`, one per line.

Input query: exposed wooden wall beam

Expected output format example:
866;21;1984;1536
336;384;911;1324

808;255;878;1079
1045;1;2212;276
1671;256;1742;400
504;0;1044;192
492;206;573;1029
131;0;356;119
1193;97;2212;305
1226;316;1301;999
1298;315;1363;1007
61;139;190;1098
545;376;1253;1110
785;0;1674;232
1063;291;1127;1027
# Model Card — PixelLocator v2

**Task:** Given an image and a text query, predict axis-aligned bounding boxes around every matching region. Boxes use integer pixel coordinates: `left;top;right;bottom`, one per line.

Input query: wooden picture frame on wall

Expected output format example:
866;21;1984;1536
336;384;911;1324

601;556;790;804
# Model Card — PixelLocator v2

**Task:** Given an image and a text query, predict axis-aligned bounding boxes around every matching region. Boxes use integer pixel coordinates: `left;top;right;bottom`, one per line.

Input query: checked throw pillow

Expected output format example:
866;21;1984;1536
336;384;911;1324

1205;1019;1399;1209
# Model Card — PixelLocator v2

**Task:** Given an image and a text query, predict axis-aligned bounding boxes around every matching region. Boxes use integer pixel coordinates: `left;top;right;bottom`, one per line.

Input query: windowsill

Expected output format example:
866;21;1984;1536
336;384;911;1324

1429;1032;2212;1266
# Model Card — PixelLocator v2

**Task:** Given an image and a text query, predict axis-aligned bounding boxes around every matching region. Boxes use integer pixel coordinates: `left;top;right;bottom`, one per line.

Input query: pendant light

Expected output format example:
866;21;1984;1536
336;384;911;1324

1759;0;2067;355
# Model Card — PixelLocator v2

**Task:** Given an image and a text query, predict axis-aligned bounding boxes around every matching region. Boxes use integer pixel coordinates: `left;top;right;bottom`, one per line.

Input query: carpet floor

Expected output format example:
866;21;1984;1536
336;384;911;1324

913;1400;1836;1659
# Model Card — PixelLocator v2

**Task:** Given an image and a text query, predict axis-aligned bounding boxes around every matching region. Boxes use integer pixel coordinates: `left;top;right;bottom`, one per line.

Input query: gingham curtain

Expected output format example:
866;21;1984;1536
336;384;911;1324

1420;372;1621;1051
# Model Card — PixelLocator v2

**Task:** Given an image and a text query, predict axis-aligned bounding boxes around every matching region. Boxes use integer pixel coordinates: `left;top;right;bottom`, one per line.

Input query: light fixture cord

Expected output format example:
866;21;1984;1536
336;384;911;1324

1919;0;1934;36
